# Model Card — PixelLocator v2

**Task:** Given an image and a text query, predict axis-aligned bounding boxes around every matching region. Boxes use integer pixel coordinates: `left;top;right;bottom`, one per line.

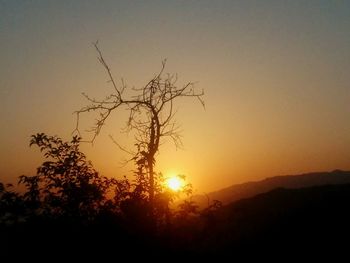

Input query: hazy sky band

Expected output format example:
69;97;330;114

1;0;349;191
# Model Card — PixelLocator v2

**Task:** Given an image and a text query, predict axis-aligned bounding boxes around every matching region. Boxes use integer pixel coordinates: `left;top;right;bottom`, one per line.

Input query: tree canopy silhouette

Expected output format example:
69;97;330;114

18;133;117;220
75;42;204;213
0;133;202;258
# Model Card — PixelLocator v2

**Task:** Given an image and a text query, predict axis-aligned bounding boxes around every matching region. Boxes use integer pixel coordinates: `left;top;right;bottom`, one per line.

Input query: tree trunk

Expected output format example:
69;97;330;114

149;159;154;205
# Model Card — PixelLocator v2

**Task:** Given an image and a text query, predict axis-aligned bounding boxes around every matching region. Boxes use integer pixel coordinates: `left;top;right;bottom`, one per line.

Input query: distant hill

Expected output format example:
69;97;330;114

193;183;350;257
192;170;350;208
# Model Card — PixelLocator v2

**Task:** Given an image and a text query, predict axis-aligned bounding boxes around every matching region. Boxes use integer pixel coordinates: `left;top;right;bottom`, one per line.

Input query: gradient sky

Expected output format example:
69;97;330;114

1;0;349;193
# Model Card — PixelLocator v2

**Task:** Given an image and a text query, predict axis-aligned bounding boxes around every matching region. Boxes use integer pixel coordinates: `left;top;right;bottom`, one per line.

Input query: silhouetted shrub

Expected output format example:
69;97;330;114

17;133;118;222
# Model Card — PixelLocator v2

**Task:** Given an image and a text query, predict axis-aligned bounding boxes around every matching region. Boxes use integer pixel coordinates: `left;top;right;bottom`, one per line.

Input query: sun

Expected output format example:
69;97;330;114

166;176;183;191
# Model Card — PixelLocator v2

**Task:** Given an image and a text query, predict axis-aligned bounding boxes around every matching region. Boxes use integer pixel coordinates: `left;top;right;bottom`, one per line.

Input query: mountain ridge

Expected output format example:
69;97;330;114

192;169;350;208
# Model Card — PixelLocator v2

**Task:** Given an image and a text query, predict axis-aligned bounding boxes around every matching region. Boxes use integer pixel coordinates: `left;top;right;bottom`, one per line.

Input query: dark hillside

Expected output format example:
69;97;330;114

194;183;350;257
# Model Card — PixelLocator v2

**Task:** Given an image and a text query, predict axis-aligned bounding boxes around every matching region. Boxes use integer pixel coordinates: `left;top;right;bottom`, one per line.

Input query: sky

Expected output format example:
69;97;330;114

1;0;349;193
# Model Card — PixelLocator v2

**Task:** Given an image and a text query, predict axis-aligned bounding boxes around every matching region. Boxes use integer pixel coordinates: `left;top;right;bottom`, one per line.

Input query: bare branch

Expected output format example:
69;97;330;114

74;44;204;205
109;134;135;156
93;41;122;98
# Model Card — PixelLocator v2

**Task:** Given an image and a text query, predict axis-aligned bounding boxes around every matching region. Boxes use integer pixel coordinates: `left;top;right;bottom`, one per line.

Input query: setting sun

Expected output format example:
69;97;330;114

166;176;183;191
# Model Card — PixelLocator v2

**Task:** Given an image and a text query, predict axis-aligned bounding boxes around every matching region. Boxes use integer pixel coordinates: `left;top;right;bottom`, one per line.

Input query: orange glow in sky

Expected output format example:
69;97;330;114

1;1;350;193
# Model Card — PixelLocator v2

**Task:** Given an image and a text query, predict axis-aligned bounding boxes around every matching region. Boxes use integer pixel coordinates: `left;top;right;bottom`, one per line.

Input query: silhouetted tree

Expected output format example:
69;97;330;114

177;200;199;218
19;133;117;221
0;183;25;225
75;42;204;217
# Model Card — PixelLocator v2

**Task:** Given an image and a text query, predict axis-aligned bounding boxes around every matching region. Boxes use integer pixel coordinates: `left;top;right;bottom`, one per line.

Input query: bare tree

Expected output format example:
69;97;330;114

75;42;204;211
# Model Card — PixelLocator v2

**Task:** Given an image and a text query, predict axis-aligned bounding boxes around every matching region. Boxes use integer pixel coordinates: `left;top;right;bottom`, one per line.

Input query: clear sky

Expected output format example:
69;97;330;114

1;0;349;193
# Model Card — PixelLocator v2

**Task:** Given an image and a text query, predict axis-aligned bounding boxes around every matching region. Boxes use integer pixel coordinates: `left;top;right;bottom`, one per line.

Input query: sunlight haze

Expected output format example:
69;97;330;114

1;0;349;193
